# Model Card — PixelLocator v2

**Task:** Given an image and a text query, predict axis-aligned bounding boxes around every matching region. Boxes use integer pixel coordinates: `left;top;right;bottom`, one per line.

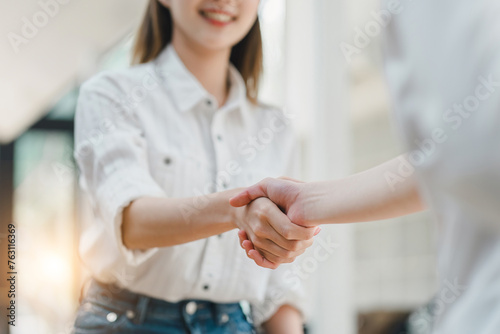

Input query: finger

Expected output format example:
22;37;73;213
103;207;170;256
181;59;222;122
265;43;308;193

238;230;248;248
254;237;307;259
252;207;315;251
248;249;280;269
229;189;255;207
229;179;270;207
242;240;254;254
250;213;300;251
238;229;248;240
267;229;314;252
239;231;255;257
265;204;317;241
258;248;296;264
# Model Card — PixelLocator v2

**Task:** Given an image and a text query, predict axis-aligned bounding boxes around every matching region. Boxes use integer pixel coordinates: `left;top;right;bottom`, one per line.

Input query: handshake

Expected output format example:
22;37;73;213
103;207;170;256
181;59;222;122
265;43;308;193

227;156;422;269
228;177;320;270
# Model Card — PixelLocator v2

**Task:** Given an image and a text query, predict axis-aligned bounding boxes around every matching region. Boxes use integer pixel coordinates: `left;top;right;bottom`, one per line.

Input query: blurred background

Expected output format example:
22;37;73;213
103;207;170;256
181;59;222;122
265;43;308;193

0;0;437;333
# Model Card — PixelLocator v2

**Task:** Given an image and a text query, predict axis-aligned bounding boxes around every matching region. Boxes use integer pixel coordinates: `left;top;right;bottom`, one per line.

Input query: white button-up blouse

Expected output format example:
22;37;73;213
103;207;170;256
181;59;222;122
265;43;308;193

74;44;305;325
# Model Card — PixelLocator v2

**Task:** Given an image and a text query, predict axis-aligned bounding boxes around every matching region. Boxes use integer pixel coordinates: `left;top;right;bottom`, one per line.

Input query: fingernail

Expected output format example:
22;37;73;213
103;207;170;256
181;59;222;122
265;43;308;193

314;227;321;236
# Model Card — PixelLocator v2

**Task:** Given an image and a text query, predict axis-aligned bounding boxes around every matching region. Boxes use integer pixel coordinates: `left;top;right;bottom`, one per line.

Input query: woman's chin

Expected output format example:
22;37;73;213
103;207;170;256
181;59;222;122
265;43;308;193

196;39;235;53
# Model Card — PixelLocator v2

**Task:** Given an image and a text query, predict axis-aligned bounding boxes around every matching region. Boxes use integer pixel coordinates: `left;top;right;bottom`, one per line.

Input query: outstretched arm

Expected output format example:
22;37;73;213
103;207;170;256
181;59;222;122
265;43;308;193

123;189;318;268
230;155;426;266
231;155;425;226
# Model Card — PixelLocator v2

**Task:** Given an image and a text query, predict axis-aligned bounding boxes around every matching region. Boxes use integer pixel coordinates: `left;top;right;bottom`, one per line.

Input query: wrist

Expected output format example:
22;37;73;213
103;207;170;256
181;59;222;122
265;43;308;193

300;181;330;225
224;188;245;230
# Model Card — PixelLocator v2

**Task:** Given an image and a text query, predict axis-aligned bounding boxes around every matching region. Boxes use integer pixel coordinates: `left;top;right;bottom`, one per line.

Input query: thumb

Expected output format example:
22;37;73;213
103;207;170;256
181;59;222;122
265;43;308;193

229;181;270;207
229;189;255;207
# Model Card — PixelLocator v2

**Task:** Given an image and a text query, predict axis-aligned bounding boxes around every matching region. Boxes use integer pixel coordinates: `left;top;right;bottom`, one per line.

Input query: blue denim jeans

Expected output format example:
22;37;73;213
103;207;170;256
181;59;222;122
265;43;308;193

73;279;256;334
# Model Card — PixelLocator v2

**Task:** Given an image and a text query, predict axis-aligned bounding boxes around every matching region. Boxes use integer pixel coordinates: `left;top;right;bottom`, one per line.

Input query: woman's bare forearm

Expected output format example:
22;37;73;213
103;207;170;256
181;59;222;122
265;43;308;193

302;155;425;225
122;188;242;249
262;305;304;334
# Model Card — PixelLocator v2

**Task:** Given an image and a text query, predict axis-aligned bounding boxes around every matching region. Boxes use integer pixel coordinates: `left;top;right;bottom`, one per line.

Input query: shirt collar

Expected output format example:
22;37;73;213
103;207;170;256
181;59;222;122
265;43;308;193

153;44;247;113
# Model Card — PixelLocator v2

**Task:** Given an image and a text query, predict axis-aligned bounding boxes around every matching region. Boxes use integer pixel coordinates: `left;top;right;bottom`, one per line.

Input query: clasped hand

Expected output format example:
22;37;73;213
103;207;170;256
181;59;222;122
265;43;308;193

230;177;319;269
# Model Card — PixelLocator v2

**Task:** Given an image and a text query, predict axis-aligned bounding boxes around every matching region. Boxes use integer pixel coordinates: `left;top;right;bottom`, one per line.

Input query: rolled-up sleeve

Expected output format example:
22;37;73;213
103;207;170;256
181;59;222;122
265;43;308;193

74;79;167;266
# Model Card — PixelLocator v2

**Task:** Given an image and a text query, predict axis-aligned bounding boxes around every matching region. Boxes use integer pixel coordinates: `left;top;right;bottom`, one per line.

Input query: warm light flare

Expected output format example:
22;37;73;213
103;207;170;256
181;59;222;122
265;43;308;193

38;251;72;284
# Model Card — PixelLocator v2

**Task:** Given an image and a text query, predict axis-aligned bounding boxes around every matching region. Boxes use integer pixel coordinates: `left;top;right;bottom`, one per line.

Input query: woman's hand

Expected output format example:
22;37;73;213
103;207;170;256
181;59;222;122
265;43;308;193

231;196;318;269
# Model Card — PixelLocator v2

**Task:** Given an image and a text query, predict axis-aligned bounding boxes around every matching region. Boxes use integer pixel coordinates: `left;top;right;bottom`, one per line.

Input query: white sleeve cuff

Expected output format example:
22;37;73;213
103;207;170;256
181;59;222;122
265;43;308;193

96;166;167;267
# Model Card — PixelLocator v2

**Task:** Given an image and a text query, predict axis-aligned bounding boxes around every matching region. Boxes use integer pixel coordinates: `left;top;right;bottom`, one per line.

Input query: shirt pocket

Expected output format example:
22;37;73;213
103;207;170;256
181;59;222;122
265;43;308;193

149;148;210;198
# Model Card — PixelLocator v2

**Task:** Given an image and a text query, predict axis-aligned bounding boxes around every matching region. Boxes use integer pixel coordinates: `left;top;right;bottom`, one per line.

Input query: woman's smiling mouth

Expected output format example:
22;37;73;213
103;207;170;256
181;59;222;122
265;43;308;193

199;9;236;26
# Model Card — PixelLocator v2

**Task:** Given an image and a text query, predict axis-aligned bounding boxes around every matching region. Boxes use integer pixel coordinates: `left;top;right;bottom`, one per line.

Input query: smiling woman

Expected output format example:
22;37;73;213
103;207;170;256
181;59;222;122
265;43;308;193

72;0;309;334
132;0;262;104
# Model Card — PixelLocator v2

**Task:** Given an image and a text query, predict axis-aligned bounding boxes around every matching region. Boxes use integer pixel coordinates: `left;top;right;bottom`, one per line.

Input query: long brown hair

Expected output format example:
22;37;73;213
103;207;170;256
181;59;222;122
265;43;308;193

132;1;263;104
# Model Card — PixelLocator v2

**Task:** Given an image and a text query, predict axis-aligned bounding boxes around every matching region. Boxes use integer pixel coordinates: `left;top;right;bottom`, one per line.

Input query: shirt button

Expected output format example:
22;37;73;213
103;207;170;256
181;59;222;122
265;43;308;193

126;310;135;319
186;301;197;315
216;134;223;141
106;312;118;323
206;99;213;107
221;313;229;324
203;284;210;291
164;156;172;165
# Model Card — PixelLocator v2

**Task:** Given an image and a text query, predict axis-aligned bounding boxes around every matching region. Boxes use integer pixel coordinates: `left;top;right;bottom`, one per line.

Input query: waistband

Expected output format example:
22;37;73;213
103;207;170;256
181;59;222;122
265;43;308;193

81;278;250;326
